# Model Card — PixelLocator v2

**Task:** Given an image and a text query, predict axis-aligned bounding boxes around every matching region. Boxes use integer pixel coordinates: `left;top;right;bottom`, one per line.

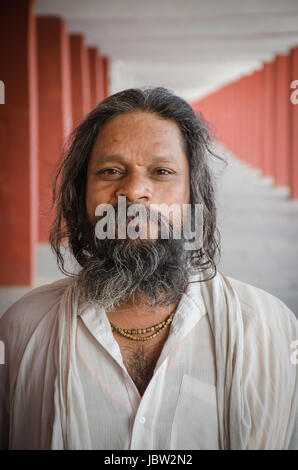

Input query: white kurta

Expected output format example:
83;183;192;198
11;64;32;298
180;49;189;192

0;270;297;450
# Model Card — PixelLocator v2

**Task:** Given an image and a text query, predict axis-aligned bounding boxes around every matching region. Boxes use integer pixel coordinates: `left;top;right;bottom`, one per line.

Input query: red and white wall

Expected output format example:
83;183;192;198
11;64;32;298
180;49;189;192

192;48;298;199
0;1;110;286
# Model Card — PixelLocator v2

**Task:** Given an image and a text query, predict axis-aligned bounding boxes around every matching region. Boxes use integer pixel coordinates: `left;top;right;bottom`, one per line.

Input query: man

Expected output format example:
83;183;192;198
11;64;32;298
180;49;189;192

0;87;297;450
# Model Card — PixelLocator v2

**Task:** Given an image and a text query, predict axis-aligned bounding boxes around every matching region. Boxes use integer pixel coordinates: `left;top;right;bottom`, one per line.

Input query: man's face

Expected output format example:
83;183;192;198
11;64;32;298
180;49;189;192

86;111;190;227
80;111;193;310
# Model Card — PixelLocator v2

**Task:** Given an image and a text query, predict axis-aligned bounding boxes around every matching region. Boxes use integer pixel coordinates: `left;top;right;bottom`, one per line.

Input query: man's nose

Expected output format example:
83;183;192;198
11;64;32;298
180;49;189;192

115;172;152;203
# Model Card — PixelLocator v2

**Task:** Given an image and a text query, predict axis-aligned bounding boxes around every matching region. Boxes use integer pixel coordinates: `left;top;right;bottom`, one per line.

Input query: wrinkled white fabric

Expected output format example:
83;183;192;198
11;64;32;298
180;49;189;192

0;270;297;450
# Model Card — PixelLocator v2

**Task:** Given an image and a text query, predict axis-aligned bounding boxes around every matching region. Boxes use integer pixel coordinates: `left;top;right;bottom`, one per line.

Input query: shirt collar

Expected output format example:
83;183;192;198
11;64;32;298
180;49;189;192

77;271;208;336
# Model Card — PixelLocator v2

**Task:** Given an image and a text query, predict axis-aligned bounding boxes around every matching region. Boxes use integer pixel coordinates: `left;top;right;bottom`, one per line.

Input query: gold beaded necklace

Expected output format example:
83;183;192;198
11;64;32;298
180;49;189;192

110;310;176;342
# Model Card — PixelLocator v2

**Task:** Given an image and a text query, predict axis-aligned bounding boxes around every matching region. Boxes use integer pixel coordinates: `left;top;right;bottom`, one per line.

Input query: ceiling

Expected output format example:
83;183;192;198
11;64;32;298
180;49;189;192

36;0;298;102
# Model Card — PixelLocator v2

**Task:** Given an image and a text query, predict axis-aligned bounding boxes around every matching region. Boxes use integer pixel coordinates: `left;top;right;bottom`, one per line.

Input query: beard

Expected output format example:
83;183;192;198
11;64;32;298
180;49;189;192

76;205;197;311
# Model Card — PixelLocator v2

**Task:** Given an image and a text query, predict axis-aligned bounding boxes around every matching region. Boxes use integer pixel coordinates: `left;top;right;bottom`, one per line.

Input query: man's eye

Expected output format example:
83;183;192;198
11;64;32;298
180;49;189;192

155;168;173;176
97;168;121;175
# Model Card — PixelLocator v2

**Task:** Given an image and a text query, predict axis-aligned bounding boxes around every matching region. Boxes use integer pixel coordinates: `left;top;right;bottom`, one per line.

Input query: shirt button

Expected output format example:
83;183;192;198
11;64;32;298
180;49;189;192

139;416;146;424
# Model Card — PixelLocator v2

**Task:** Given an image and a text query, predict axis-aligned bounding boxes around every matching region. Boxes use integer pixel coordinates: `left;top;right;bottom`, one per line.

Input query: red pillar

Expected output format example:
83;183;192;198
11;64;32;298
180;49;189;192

250;72;257;168
274;54;291;187
97;52;105;102
37;16;73;242
248;70;262;170
237;78;244;160
263;61;276;178
254;68;265;171
233;79;241;157
239;76;247;161
88;47;101;108
0;0;38;286
102;56;111;98
228;82;235;153
70;34;91;128
290;46;298;198
244;74;253;165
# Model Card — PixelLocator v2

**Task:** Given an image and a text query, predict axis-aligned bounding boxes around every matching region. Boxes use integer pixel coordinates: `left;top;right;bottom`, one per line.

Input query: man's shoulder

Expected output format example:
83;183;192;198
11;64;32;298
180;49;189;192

0;277;74;337
221;275;298;449
225;274;297;333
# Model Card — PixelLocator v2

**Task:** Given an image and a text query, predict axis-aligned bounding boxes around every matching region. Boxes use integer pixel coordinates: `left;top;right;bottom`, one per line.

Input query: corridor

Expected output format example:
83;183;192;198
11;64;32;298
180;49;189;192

215;146;298;315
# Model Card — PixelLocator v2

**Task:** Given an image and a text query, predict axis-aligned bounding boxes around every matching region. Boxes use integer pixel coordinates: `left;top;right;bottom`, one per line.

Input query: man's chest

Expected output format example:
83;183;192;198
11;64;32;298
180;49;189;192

114;335;167;396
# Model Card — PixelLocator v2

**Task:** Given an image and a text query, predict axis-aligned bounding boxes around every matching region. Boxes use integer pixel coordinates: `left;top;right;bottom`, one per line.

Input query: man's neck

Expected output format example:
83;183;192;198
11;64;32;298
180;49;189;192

106;297;180;330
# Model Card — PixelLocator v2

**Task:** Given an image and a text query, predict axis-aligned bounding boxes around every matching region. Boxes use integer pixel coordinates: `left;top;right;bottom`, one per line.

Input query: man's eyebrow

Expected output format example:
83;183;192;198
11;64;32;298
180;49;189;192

94;154;178;164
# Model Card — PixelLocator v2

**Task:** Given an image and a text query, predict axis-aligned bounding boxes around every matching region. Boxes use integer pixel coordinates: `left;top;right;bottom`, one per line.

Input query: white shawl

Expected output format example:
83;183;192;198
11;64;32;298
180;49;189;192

2;270;297;449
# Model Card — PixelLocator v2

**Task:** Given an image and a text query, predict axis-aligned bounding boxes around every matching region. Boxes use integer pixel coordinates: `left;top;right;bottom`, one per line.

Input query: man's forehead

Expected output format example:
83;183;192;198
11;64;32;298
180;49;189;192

95;112;184;143
92;153;179;164
88;112;187;166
